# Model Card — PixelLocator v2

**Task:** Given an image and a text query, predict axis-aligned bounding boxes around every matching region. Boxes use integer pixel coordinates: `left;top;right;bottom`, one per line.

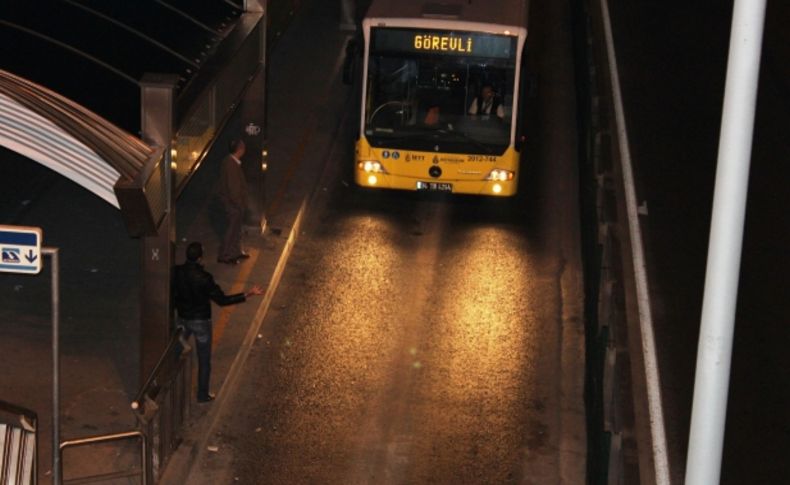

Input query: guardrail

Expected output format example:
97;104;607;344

572;0;638;483
131;327;193;484
0;400;37;485
53;328;191;485
59;431;146;485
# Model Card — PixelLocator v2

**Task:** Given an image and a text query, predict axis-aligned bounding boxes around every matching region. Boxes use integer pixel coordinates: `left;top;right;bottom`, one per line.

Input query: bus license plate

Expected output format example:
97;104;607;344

416;181;453;192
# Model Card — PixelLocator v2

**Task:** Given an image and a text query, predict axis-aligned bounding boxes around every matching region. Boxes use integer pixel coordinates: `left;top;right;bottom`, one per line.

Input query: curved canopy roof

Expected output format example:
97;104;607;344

0;69;154;207
0;0;243;135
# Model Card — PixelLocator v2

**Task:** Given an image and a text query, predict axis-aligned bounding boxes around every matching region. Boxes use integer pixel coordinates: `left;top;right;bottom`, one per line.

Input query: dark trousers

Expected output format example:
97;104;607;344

219;203;244;260
181;318;212;400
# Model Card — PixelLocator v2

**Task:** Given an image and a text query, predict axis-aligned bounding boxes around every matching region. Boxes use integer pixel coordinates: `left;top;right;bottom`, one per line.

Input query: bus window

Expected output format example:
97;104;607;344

365;53;516;154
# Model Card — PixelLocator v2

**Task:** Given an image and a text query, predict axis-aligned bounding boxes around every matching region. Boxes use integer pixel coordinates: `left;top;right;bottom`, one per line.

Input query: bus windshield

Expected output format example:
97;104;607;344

364;28;518;155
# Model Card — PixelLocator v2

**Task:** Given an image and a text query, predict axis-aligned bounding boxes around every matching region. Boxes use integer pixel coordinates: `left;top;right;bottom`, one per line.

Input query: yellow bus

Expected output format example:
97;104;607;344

353;0;531;196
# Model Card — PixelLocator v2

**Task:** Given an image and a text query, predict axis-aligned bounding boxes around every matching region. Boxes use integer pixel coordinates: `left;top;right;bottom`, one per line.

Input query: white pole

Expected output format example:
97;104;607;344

685;0;766;483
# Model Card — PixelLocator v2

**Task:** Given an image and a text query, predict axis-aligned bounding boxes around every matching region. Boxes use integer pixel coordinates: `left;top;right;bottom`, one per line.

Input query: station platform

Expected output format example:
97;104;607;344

0;0;355;482
161;3;354;479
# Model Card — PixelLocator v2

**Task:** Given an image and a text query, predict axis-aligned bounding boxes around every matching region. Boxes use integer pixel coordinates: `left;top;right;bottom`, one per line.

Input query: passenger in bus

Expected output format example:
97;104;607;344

423;105;441;126
421;104;455;131
468;84;505;119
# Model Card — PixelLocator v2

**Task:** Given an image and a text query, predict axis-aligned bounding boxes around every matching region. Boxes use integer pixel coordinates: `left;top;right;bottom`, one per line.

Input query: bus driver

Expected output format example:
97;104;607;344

468;84;505;119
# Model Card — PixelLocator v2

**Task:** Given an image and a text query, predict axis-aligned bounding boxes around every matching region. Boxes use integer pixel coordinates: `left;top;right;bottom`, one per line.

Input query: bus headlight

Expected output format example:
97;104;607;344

359;160;386;173
485;168;514;182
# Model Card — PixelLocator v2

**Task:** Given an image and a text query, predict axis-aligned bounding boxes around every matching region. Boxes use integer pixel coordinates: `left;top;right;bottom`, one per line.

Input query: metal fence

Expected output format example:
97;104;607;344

0;401;36;485
53;328;192;485
59;431;146;484
131;328;193;484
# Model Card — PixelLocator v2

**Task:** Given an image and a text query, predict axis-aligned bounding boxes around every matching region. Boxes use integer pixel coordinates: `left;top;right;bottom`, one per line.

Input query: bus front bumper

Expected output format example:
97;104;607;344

354;169;517;197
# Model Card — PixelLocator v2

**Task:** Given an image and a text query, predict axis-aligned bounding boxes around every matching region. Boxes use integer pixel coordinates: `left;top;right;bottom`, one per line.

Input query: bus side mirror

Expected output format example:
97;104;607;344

343;38;359;85
515;134;527;152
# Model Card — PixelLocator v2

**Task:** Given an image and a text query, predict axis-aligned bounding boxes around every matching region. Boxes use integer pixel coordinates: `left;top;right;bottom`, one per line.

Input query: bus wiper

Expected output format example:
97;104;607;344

434;128;493;154
371;128;493;154
374;129;439;140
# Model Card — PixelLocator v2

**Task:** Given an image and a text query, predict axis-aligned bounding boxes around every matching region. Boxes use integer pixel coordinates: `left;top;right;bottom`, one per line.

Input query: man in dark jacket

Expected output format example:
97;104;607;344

173;242;264;402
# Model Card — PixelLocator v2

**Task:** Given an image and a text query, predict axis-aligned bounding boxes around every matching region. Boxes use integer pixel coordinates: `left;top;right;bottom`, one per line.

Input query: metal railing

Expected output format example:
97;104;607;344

53;328;192;485
131;328;193;484
59;431;146;485
0;400;37;485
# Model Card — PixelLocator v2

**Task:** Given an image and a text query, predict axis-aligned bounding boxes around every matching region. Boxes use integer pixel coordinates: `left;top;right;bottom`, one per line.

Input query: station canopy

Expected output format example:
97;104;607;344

0;0;244;135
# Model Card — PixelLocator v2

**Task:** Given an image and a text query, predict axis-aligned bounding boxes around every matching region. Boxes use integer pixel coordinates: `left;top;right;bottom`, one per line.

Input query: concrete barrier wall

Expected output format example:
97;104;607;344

572;0;649;483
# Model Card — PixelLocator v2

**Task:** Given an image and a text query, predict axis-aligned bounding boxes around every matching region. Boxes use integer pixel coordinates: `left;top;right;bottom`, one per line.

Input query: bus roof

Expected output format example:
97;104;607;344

364;0;530;31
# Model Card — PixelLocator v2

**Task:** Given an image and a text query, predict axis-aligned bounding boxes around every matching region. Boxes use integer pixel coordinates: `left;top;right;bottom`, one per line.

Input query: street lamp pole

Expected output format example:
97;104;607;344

685;0;766;483
44;247;61;485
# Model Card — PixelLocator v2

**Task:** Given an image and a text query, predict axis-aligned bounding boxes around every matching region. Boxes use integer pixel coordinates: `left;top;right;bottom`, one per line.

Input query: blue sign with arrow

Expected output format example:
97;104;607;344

0;225;43;274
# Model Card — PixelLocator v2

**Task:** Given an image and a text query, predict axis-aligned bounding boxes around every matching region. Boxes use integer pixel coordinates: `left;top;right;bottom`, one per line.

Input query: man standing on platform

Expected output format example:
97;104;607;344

217;139;250;264
174;242;264;402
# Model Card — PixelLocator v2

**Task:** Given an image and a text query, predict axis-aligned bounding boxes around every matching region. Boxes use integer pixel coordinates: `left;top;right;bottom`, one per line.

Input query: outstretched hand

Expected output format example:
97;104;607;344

245;285;265;297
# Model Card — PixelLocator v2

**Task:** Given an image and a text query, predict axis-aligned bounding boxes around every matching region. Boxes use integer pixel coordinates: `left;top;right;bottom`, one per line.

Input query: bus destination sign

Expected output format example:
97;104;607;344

372;28;515;59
